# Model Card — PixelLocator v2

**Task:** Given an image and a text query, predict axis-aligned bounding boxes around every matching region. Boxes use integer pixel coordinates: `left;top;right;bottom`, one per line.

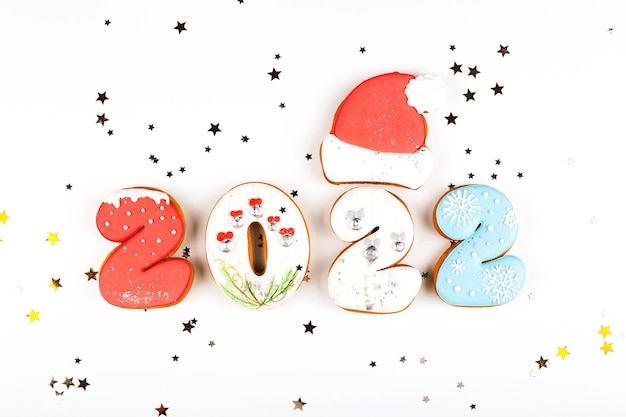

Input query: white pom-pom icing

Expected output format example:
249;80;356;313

404;73;446;113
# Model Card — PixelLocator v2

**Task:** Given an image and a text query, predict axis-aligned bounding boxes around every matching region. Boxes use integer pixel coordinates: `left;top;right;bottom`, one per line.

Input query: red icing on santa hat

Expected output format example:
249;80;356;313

330;72;427;154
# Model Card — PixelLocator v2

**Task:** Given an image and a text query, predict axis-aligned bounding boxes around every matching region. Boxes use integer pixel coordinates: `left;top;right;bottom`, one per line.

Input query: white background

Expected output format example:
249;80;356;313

1;1;625;416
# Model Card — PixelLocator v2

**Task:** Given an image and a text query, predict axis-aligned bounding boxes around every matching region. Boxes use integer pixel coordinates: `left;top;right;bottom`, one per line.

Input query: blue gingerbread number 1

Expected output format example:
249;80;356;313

433;185;526;307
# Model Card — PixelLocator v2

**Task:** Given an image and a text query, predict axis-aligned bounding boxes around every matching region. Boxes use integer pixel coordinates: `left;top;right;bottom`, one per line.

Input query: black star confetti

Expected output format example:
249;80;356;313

359;46;366;53
445;112;458;125
148;124;155;131
369;361;376;368
450;62;462;74
104;19;111;26
241;135;249;143
96;92;108;104
182;320;195;333
491;83;504;95
498;44;510;56
536;356;549;369
96;114;108;125
468;66;480;78
305;153;312;160
268;68;281;80
208;123;221;136
174;21;186;34
66;184;72;190
303;321;316;334
463;89;476;101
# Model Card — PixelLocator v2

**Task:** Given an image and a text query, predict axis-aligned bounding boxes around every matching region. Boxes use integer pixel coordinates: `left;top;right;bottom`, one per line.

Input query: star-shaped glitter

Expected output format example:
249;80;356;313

497;44;510;56
556;346;570;360
599;325;612;338
457;382;464;389
75;357;81;364
305;153;312;160
49;377;58;388
47;232;60;246
517;172;524;178
468;173;474;179
172;355;179;362
450;44;456;51
166;171;173;178
174;21;186;34
293;397;306;411
450;62;462;74
204;146;212;153
278;102;285;108
290;190;298;197
491;83;504;95
468;66;480;78
96;114;108;125
182;320;195;333
208;340;216;347
104;19;111;26
63;377;74;389
463;89;476;101
303;321;316;334
422;395;430;403
268;68;281;80
359;46;366;53
535;356;548;369
148;124;155;130
0;211;9;224
208;123;221;136
445;112;458;125
369;361;377;367
419;357;427;364
470;404;477;410
49;278;62;291
279;207;286;214
465;148;472;154
78;378;90;390
491;173;498;180
495;159;501;165
274;53;281;60
27;309;40;323
156;403;169;416
241;135;249;143
107;129;114;136
601;341;614;355
85;268;98;281
66;184;72;190
179;167;186;174
96;92;108;104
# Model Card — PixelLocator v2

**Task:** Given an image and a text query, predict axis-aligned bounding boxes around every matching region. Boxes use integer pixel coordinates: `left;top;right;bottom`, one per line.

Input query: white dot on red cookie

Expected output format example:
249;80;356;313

148;219;154;224
160;206;165;211
156;238;162;243
104;221;110;226
171;230;177;235
123;225;128;230
160;216;165;221
126;211;131;216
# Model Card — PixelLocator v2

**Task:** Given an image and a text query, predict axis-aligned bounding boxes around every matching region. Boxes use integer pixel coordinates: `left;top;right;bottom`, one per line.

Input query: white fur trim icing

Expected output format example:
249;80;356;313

320;134;433;189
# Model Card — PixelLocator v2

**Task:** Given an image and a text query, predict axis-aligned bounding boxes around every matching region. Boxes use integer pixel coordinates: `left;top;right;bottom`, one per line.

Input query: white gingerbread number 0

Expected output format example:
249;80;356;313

327;186;422;313
205;183;310;310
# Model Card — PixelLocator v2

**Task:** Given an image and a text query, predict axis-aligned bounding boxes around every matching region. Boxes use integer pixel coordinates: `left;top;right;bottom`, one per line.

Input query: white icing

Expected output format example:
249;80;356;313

320;134;433;189
404;73;446;113
103;188;170;209
205;183;310;310
327;187;421;313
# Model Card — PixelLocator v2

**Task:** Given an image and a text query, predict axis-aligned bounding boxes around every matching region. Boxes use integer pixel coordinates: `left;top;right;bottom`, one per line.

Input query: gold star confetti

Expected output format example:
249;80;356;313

535;356;548;369
0;210;9;224
49;278;62;291
292;397;306;411
49;377;57;388
85;268;98;281
599;325;612;339
208;340;216;347
556;346;570;360
422;395;430;403
46;232;60;246
63;377;74;389
600;341;614;355
419;357;427;364
457;382;464;389
27;309;40;323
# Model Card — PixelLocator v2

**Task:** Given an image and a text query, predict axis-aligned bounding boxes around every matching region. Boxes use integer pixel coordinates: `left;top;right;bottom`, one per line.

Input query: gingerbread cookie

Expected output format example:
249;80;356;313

320;72;445;189
327;187;421;313
96;187;194;308
205;182;310;309
432;184;526;307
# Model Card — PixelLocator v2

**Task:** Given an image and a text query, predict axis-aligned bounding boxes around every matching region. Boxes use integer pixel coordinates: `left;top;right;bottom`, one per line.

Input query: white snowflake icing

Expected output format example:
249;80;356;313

481;264;521;304
503;207;518;228
450;259;465;275
442;189;480;226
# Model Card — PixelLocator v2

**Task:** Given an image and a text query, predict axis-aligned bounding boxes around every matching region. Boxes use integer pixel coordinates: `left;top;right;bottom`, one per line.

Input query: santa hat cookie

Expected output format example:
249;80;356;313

320;72;445;189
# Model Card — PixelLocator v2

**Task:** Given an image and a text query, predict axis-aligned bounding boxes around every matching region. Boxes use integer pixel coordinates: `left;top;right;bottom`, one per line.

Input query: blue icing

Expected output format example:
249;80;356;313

434;185;526;307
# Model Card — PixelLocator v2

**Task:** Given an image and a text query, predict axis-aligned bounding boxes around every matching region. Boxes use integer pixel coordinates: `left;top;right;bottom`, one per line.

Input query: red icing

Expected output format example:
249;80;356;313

96;193;193;308
331;72;427;154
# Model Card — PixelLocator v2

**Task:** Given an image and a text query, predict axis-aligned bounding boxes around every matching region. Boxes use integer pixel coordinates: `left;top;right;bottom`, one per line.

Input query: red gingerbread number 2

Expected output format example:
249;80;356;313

96;188;194;308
